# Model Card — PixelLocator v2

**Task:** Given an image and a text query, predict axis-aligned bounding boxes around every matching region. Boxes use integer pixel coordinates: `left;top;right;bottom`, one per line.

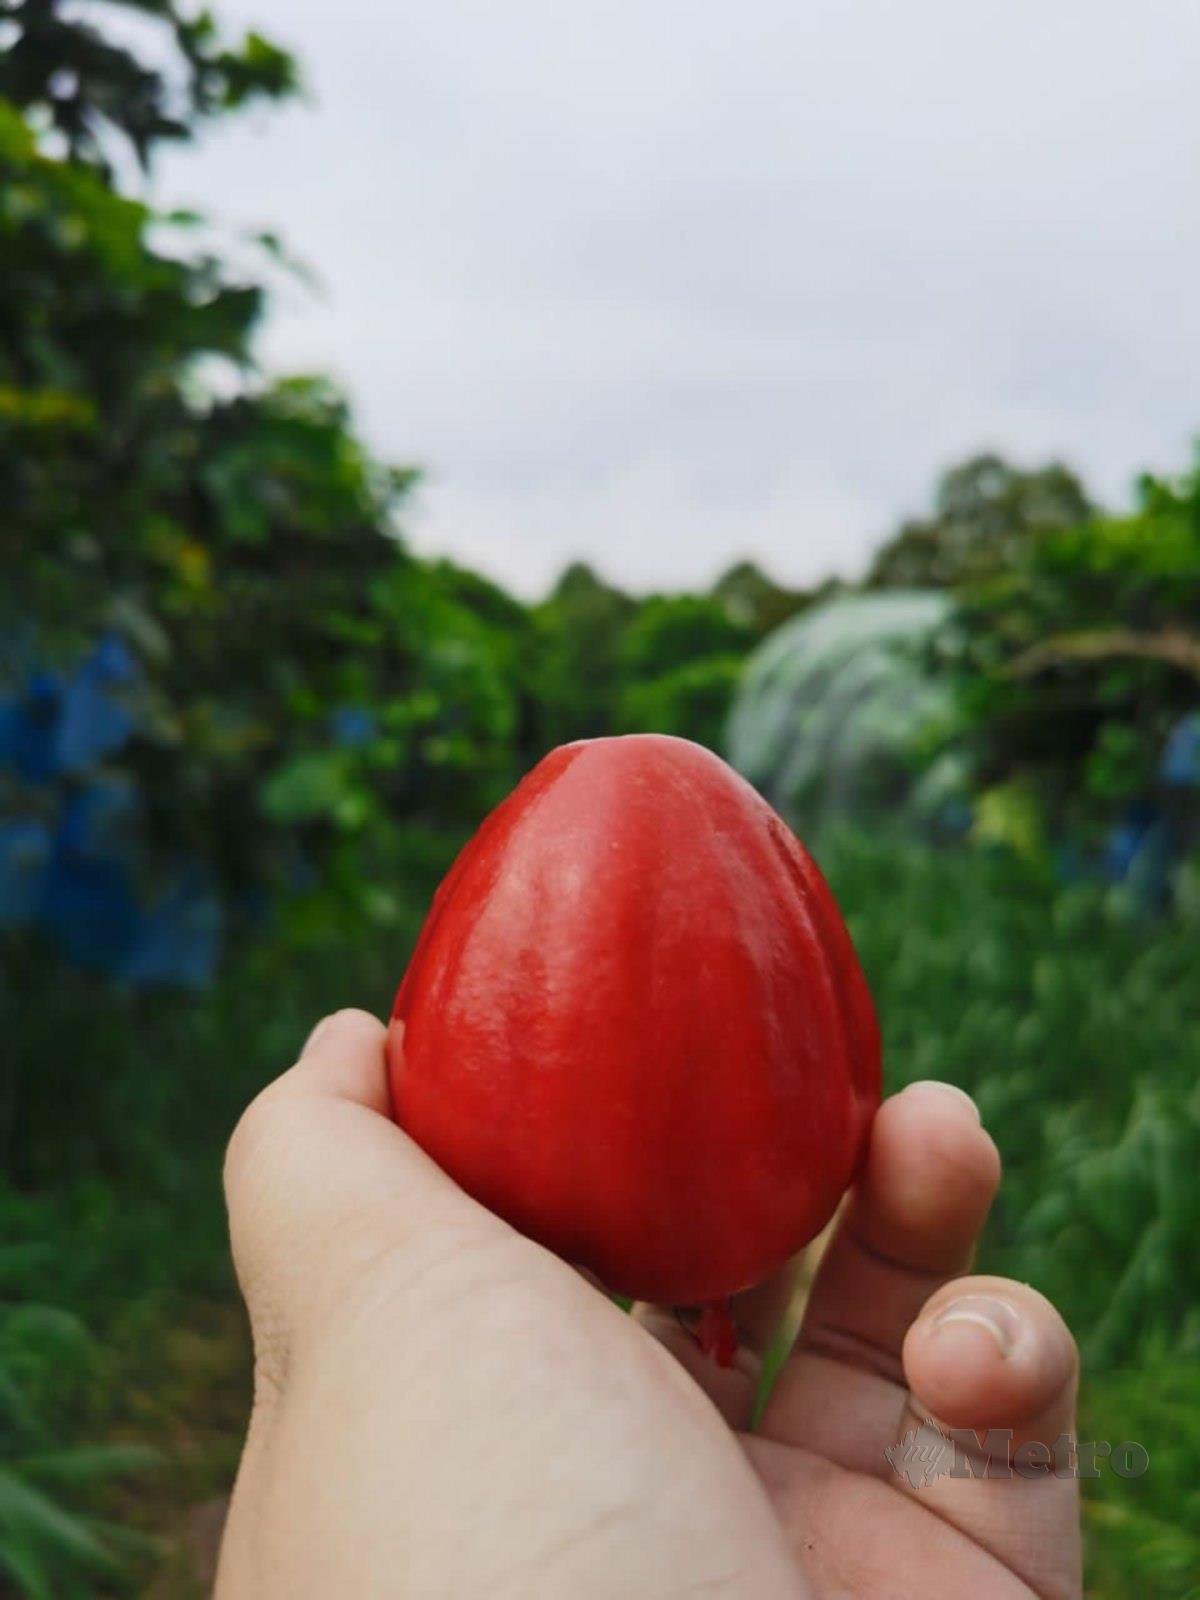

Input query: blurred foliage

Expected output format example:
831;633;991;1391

711;559;815;637
0;5;560;1014
825;828;1200;1370
529;567;792;753
618;593;752;681
614;595;751;748
868;453;1095;590
819;828;1200;1592
0;1250;156;1597
0;0;296;172
0;2;807;995
940;457;1200;845
1081;1359;1200;1600
529;562;637;744
617;655;745;751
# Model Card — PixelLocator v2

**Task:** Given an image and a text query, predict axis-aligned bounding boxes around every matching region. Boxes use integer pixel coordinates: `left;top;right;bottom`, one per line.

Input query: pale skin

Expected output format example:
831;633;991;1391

217;1009;1082;1599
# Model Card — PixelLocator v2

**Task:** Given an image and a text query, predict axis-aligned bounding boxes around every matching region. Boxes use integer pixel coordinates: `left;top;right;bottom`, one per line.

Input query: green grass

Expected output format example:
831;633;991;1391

823;829;1200;1353
4;827;1198;1593
1080;1359;1200;1599
820;827;1200;1591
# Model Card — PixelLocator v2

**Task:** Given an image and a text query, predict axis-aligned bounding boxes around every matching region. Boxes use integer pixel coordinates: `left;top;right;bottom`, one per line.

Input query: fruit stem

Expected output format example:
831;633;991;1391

696;1299;738;1368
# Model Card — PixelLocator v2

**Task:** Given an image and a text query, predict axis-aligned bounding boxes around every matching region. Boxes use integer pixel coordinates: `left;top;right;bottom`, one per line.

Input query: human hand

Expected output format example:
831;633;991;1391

217;1009;1081;1598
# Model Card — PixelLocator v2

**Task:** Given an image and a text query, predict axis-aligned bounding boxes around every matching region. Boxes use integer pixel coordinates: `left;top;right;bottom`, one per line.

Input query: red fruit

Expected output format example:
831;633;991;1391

388;734;880;1306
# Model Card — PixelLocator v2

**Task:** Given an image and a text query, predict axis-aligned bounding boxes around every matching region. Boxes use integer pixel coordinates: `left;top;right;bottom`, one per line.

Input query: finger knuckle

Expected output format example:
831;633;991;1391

223;1083;300;1206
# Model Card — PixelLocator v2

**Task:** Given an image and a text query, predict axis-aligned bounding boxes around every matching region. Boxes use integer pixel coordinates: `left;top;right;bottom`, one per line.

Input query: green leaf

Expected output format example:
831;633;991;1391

18;1444;161;1487
0;1469;119;1576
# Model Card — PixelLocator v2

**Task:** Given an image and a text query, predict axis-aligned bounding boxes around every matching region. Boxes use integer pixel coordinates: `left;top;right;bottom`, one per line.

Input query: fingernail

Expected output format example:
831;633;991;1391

904;1081;981;1122
931;1294;1020;1357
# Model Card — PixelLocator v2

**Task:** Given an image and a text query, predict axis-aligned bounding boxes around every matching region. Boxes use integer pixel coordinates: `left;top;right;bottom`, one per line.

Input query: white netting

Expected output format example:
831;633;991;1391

726;590;959;831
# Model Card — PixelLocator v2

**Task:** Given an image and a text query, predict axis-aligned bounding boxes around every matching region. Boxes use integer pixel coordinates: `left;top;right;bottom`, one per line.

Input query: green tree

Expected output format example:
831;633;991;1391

532;563;635;746
617;593;750;682
0;2;544;919
611;595;754;750
0;0;295;171
616;656;744;751
869;454;1094;590
710;559;807;637
943;451;1200;840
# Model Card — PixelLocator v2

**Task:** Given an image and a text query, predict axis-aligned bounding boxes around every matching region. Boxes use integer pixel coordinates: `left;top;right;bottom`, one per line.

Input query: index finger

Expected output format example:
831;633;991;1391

758;1081;1000;1468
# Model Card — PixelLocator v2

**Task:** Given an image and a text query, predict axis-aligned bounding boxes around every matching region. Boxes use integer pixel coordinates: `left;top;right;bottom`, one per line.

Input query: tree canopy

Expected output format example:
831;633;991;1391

868;453;1094;590
0;0;296;171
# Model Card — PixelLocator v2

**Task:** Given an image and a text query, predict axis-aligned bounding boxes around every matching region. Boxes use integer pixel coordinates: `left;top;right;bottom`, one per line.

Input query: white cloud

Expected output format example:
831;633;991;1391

155;0;1200;595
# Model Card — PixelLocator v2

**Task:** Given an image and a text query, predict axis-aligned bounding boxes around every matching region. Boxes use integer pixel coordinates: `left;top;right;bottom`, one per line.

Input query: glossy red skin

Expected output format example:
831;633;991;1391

388;734;880;1305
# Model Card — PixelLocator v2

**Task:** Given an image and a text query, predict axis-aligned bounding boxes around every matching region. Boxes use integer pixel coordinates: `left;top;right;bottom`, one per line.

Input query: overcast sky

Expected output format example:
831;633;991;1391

156;0;1200;598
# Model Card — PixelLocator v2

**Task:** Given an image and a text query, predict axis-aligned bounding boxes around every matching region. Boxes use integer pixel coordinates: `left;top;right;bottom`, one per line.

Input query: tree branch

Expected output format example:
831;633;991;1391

1004;627;1200;682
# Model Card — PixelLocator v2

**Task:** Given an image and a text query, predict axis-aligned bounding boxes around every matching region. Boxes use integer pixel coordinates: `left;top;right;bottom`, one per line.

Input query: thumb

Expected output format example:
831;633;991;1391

897;1276;1082;1600
223;1009;494;1372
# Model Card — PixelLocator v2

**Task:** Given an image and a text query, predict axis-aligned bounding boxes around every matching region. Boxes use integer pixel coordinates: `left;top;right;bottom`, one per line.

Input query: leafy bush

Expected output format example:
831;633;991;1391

616;655;744;750
1080;1358;1200;1600
868;454;1094;591
814;827;1200;1593
935;452;1200;847
820;827;1200;1364
0;1250;156;1598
